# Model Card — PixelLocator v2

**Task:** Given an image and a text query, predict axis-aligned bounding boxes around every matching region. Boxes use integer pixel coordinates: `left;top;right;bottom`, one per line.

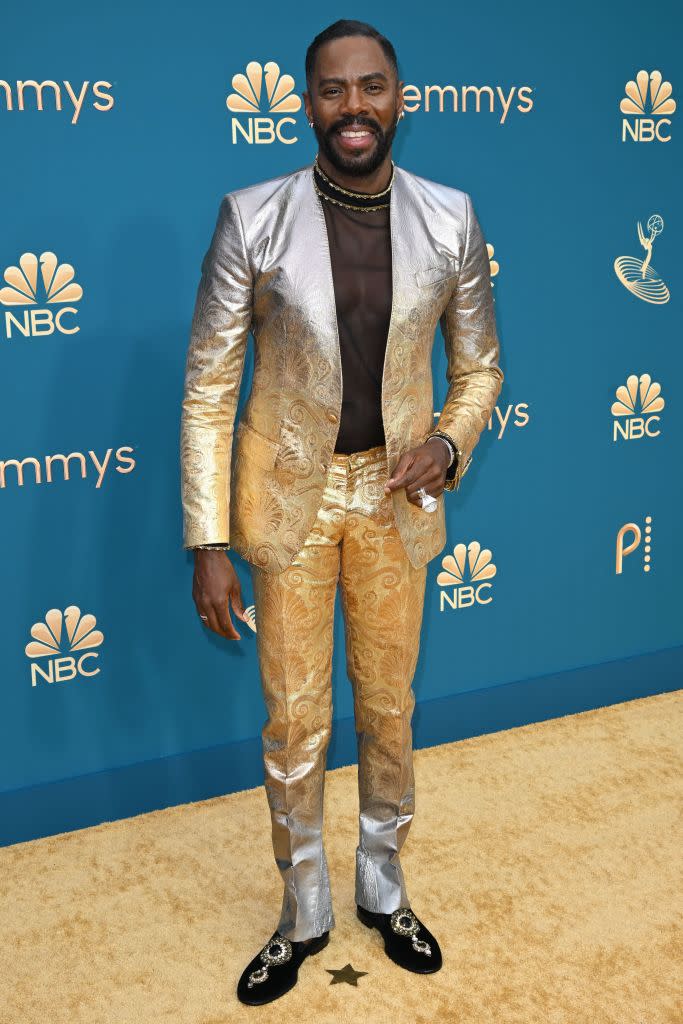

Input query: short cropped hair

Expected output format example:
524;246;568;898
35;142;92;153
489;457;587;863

305;19;399;90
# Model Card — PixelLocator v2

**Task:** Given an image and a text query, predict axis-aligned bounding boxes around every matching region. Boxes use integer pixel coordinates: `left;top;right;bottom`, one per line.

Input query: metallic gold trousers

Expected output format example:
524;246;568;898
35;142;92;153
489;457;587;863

249;443;428;941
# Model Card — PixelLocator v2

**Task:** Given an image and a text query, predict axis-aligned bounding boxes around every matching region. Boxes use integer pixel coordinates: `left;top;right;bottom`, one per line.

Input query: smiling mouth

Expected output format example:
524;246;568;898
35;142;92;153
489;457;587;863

335;126;377;150
338;127;375;137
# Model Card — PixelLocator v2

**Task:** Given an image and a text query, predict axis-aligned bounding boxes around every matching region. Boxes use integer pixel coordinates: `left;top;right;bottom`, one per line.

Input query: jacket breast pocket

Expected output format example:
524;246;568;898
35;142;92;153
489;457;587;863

235;420;281;471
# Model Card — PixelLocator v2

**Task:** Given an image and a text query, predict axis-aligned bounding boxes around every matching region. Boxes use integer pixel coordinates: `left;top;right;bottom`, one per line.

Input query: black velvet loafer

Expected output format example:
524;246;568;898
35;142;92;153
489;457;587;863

356;904;442;973
236;928;330;1005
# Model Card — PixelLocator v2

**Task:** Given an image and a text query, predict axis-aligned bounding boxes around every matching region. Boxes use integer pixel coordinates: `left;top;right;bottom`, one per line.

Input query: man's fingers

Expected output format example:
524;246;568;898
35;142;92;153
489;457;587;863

400;455;447;505
216;598;241;640
389;460;431;496
230;588;246;623
193;556;244;641
202;605;222;636
406;468;445;504
385;454;415;491
197;597;241;640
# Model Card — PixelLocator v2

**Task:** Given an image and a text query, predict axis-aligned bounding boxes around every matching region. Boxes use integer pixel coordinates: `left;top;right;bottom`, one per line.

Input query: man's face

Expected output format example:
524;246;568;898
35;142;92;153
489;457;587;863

305;35;403;177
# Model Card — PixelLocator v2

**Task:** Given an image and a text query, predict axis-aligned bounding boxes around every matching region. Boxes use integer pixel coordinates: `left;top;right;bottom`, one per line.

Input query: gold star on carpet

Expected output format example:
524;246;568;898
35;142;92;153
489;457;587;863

326;963;369;986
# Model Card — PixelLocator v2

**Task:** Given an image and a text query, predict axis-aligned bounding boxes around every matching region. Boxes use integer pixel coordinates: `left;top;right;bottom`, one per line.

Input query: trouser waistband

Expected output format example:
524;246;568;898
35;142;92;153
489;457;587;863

331;443;387;467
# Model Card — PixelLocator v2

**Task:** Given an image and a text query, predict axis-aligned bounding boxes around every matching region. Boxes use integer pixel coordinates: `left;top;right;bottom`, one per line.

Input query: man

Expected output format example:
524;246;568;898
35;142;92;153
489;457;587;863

180;19;503;1006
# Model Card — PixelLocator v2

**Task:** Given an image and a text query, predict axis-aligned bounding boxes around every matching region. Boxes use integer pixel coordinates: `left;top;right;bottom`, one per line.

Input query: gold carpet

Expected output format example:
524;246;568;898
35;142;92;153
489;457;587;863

1;690;681;1024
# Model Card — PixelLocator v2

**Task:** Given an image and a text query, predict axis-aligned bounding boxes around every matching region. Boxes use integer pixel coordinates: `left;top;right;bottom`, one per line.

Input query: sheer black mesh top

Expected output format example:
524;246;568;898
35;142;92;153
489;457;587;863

319;196;392;454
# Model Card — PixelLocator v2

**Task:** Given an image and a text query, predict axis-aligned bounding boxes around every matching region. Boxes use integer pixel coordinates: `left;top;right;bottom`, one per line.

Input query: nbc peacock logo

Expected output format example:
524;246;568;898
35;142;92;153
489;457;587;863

436;541;497;612
1;251;83;340
25;606;104;687
612;373;665;443
226;60;302;145
620;69;675;142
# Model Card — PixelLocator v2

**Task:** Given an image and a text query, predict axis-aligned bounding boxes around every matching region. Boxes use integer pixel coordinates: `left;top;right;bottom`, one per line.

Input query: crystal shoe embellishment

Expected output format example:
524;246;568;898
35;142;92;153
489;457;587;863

247;934;293;987
389;908;432;956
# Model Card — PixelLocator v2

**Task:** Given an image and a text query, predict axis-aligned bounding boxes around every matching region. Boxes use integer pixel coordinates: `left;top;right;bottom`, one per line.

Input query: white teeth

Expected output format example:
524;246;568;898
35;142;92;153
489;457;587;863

340;130;371;137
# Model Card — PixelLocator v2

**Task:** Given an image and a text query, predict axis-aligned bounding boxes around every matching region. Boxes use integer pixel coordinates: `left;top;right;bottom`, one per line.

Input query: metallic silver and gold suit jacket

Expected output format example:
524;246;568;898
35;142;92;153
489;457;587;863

180;161;504;574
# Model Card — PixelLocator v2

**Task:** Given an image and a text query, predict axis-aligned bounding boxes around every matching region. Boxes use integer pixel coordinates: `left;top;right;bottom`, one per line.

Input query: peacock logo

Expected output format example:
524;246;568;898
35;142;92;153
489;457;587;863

436;541;497;612
620;69;675;142
612;373;665;443
25;606;104;687
1;251;83;339
226;60;301;146
0;251;82;305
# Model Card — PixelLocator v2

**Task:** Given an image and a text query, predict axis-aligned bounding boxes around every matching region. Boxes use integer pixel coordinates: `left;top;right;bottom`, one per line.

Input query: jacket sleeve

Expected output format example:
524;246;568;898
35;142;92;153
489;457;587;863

427;191;504;492
180;193;253;548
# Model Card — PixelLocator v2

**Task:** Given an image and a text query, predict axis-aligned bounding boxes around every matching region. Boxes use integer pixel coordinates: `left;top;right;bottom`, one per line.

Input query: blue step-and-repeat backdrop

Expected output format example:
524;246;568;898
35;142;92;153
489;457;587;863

1;0;681;845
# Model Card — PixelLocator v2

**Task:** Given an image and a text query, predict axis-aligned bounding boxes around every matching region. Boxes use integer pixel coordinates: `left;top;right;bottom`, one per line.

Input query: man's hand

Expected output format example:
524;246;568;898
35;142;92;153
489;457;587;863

384;438;450;507
192;549;247;640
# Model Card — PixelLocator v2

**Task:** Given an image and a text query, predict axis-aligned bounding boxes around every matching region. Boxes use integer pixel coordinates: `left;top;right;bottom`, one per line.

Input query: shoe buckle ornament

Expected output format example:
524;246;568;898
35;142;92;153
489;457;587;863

247;934;293;987
390;908;432;956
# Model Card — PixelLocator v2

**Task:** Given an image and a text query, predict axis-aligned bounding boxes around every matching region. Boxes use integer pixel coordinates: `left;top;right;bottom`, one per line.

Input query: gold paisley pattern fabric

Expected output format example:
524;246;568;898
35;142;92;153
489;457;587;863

180;162;504;573
250;445;427;940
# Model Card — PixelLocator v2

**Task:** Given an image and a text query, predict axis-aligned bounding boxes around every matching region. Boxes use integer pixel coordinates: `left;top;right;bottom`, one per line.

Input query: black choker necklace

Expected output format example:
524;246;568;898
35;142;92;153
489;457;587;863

313;155;393;212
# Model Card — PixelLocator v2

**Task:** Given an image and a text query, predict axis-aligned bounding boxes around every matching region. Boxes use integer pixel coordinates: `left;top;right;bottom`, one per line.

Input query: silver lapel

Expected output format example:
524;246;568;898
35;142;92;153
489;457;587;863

381;164;423;459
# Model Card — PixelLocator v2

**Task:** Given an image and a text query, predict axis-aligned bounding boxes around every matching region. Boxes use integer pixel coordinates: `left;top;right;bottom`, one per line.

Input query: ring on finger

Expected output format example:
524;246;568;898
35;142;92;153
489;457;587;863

417;486;438;512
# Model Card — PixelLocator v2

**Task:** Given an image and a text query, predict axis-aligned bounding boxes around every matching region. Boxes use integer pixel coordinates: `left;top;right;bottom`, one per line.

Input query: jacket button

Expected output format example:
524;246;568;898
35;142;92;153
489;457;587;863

327;411;338;422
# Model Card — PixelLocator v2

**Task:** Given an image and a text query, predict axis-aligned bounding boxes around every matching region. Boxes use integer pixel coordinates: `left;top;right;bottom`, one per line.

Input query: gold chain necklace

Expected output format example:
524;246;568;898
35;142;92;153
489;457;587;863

313;154;393;212
315;154;394;198
313;178;390;212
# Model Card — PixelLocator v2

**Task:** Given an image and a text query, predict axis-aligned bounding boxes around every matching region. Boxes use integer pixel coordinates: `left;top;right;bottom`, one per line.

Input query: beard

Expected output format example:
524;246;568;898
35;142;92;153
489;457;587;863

312;113;398;178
